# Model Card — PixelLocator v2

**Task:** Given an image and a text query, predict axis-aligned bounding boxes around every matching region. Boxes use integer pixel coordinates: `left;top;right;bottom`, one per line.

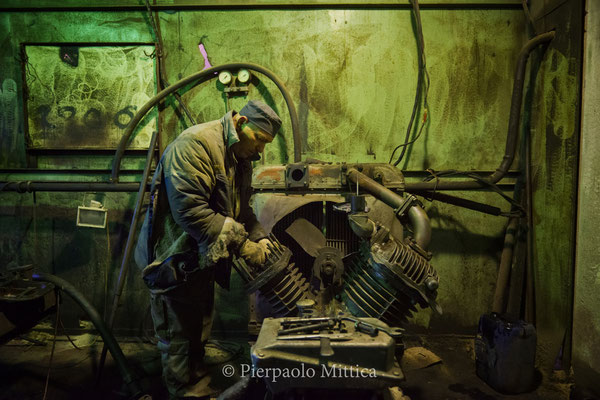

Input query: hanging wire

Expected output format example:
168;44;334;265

389;0;430;167
144;0;197;126
42;292;60;400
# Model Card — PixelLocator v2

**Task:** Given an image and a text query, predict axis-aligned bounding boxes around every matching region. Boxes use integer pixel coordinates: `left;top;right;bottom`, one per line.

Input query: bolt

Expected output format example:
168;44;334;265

425;277;439;291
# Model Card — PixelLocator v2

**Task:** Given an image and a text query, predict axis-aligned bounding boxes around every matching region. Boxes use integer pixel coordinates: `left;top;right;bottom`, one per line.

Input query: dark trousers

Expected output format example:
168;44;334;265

148;264;215;397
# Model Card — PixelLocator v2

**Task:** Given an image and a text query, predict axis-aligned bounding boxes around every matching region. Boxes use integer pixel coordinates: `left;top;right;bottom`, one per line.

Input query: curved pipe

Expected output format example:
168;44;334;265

111;62;301;183
404;31;555;191
347;168;431;249
32;272;144;398
407;204;431;250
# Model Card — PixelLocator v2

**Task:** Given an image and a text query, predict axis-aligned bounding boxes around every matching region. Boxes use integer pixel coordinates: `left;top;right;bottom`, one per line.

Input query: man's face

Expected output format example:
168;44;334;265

233;122;274;159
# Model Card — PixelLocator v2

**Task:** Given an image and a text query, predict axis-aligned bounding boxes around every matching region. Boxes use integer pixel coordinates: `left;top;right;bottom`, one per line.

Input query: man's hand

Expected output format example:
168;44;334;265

206;217;248;264
258;238;272;258
240;239;270;266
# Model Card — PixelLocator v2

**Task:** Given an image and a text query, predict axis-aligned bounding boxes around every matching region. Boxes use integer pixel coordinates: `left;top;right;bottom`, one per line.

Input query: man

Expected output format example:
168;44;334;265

134;100;281;399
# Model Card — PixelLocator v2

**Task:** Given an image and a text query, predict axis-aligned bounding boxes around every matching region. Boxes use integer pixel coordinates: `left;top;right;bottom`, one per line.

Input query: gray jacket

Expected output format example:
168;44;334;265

134;111;266;290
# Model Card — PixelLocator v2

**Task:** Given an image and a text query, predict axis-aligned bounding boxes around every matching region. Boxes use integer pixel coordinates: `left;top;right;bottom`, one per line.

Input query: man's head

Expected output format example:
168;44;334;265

232;100;281;160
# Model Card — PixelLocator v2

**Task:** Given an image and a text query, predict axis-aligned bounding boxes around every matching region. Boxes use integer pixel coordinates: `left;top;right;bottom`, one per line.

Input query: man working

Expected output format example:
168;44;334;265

134;100;281;399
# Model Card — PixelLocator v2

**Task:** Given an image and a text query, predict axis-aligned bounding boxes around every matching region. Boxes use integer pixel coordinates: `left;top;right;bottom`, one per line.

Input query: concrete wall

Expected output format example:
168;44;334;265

1;1;569;349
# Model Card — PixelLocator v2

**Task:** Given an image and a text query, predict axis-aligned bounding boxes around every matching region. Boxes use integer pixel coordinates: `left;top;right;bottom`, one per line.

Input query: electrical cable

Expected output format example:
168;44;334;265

42;292;60;400
57;316;83;350
144;0;197;127
389;0;430;167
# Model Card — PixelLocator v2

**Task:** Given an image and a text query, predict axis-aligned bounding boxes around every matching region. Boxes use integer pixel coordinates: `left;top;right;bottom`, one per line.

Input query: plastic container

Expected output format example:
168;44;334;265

475;312;537;394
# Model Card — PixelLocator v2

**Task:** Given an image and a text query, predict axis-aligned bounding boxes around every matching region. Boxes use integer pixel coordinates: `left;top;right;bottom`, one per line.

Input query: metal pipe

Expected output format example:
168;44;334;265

408;190;503;216
347;168;431;249
492;217;519;313
404;31;555;191
408;204;431;249
32;272;144;398
0;182;142;192
98;130;159;379
111;62;301;183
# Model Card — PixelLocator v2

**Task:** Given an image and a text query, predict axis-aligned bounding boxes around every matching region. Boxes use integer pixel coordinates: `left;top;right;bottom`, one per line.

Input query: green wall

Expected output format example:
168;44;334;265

1;1;578;376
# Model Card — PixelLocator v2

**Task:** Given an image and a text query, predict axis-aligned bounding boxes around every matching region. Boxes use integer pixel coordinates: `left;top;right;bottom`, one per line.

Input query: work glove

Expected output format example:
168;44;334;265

239;238;271;266
258;238;272;258
206;217;248;264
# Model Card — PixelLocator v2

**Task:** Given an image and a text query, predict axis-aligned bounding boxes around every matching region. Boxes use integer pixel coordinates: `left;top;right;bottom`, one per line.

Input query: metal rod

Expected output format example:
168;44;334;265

97;130;159;381
408;190;503;216
492;217;519;313
0;182;143;192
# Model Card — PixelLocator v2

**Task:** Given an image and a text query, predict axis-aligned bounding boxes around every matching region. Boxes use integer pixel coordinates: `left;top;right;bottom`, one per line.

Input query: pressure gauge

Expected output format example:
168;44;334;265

218;70;232;85
237;69;251;84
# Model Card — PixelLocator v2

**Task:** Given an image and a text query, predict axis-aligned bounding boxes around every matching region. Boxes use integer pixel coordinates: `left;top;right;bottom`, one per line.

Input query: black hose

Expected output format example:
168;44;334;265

111;62;301;183
410;190;503;216
404;31;555;191
32;272;144;398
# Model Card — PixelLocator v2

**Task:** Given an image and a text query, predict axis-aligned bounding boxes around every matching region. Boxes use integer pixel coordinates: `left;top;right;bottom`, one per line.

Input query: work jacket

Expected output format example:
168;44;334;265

134;111;266;290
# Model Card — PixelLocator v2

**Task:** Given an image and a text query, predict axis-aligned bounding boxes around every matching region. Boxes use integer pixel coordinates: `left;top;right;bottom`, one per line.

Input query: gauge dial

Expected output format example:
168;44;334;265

218;70;232;85
237;69;251;84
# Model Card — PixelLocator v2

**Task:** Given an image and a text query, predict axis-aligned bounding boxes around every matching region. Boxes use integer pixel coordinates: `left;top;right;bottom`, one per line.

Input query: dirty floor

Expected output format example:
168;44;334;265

0;328;572;400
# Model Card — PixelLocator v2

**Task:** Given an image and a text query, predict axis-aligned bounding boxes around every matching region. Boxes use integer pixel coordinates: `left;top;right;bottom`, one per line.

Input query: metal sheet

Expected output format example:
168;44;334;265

23;44;156;150
286;217;327;257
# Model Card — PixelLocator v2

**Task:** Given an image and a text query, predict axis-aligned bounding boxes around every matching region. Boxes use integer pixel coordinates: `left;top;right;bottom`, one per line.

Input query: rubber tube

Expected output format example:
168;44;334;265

111;62;301;183
347;168;431;249
32;272;143;398
404;31;555;191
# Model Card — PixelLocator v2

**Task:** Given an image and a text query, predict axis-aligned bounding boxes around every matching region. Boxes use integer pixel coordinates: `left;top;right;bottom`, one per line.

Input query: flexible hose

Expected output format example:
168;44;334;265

32;272;144;398
111;62;301;183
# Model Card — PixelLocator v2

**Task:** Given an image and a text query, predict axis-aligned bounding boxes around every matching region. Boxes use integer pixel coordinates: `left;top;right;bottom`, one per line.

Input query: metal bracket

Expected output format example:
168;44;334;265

285;163;309;188
393;194;421;219
224;86;249;96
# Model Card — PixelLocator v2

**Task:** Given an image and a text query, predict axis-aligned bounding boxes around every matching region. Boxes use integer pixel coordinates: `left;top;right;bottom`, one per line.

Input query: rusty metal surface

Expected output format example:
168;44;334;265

253;162;404;191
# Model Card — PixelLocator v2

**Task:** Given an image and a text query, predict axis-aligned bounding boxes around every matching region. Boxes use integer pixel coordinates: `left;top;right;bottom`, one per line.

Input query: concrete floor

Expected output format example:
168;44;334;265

0;329;572;400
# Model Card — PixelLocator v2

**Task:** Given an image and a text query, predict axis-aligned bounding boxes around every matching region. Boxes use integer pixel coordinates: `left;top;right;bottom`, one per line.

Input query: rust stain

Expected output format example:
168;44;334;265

257;169;282;180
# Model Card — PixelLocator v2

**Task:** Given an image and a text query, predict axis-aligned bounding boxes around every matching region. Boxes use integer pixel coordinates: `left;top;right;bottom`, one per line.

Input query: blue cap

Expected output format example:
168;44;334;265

239;100;281;137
